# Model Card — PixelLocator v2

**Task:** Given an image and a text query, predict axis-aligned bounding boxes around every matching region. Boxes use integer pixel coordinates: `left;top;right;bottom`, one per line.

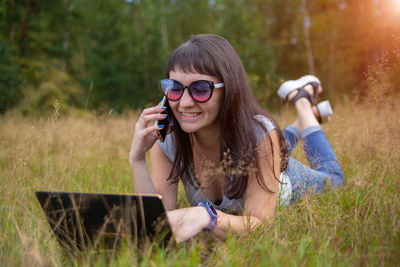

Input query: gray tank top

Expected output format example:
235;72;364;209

157;115;277;215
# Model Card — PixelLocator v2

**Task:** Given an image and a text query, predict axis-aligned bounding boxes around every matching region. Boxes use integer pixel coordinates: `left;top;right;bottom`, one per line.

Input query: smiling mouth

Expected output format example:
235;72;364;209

180;112;201;117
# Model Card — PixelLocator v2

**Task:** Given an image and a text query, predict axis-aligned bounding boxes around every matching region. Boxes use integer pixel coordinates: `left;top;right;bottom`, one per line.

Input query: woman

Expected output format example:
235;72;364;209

129;34;344;243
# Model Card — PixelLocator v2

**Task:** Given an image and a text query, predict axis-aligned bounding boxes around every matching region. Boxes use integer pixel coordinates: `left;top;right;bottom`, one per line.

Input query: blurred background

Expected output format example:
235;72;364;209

1;0;399;115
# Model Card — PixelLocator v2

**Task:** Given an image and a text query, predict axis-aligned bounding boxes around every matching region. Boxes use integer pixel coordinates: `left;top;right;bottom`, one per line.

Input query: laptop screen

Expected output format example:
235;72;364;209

36;191;172;255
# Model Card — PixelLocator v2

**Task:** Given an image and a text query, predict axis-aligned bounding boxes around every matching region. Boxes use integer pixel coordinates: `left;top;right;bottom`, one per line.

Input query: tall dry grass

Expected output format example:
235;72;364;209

0;105;138;265
1;90;399;265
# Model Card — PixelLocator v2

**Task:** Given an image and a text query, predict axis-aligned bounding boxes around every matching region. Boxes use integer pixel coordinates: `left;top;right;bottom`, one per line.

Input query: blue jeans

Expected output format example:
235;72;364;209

283;125;344;202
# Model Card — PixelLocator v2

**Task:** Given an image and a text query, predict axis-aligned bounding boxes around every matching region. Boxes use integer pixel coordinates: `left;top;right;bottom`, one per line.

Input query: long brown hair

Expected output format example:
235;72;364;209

166;34;288;199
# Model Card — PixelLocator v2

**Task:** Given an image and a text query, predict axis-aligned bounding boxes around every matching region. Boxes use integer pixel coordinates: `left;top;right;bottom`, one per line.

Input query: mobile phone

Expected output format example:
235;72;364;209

154;96;170;143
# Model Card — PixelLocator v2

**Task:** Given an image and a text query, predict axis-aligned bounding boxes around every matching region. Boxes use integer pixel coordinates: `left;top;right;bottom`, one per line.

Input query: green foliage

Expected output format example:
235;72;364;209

0;40;20;113
214;0;300;107
0;0;399;114
79;0;167;111
18;61;83;116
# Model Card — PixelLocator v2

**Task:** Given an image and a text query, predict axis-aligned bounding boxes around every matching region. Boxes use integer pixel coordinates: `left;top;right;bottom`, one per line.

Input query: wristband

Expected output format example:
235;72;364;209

198;202;218;231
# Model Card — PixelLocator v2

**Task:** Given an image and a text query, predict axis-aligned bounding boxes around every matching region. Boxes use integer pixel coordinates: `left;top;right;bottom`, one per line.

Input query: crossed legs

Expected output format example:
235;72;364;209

283;85;344;201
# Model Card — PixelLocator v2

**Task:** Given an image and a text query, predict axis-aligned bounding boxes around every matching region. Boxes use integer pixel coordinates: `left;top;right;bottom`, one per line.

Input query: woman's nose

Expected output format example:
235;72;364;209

179;88;195;107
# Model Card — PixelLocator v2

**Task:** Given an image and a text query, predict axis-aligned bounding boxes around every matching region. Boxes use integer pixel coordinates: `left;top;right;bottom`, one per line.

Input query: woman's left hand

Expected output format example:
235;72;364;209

166;207;211;243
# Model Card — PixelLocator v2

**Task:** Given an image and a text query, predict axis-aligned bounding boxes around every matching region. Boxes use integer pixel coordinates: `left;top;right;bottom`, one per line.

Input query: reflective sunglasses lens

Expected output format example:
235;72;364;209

161;79;174;93
190;81;212;102
167;81;184;101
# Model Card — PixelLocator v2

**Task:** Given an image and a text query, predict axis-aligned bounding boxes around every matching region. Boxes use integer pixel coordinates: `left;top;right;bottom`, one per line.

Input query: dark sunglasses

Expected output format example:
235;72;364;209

160;79;224;103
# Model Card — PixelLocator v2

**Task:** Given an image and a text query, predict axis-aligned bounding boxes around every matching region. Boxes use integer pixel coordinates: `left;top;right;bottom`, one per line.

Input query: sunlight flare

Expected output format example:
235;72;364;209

392;0;400;12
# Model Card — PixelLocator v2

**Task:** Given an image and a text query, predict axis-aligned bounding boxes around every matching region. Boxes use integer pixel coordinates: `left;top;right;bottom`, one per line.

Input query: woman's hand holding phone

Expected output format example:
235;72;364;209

129;104;168;163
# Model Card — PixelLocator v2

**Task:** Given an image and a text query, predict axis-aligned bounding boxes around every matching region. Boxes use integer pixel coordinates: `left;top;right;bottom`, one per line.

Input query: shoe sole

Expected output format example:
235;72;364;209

317;100;333;123
278;75;321;99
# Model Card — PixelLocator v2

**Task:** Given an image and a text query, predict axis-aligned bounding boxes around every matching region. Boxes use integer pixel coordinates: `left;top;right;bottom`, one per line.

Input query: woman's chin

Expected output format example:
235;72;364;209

179;124;199;134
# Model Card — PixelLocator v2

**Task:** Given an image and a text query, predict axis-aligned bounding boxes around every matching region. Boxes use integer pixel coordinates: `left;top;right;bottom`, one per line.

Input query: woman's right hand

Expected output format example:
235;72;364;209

129;105;167;163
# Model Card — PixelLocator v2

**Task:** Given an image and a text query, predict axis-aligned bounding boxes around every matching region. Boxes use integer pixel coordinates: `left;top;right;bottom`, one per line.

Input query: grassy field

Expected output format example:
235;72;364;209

1;94;399;266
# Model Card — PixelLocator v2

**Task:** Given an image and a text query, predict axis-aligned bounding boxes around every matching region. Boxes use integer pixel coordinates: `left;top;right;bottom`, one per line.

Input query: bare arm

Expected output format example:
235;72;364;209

129;105;177;210
168;130;281;242
210;129;281;240
149;143;177;211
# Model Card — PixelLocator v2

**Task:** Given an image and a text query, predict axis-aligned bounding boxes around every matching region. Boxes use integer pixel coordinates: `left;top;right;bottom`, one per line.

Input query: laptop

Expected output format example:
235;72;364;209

35;191;173;255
